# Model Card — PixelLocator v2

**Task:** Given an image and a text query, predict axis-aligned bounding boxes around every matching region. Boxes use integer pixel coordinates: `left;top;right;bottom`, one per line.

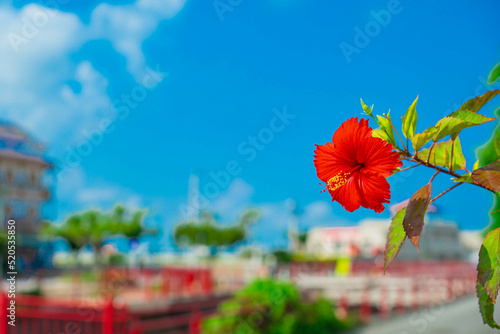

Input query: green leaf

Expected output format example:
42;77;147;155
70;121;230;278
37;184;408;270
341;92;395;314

494;135;500;158
478;228;500;302
403;183;432;251
402;96;418;139
489;64;500;84
360;98;378;124
460;89;500;112
433;110;494;141
471;160;500;192
412;126;440;152
360;99;373;116
450;137;467;171
372;128;391;143
361;99;400;149
417;137;467;171
473;160;480;171
453;174;474;184
377;112;398;148
384;208;407;273
477;283;500;329
489;63;500;84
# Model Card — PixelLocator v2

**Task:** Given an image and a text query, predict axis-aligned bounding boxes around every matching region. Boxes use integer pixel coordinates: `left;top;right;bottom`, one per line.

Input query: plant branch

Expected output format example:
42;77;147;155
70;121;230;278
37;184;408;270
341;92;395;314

429;171;440;183
429;183;464;204
400;150;496;194
387;117;407;152
403;151;461;178
398;163;421;172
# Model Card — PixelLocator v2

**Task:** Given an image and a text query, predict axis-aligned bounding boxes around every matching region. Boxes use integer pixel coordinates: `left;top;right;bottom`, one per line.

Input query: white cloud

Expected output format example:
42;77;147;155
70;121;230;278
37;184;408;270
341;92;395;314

90;0;185;81
0;1;186;239
56;165;146;220
0;0;184;148
302;201;332;222
0;1;185;214
209;179;255;222
253;201;291;249
301;200;355;228
77;186;120;204
0;4;91;145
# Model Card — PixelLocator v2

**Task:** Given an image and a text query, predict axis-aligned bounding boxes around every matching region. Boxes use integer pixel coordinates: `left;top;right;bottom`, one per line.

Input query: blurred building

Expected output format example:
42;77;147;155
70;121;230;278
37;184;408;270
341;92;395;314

0;122;52;233
306;218;467;260
397;220;465;260
0;122;55;272
306;226;361;258
458;230;483;261
305;220;392;258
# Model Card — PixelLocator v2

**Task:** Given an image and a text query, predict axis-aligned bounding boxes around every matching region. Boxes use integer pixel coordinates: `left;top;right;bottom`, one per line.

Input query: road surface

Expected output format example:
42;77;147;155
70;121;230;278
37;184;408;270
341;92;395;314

347;296;500;334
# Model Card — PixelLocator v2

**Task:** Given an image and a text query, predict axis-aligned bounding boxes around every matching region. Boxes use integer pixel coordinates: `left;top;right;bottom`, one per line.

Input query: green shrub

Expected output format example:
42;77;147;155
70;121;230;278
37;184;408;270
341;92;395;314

203;279;353;334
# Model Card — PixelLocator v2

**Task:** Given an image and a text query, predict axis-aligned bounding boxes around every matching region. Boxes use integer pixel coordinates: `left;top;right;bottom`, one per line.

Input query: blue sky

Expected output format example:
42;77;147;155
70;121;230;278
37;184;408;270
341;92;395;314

2;0;500;251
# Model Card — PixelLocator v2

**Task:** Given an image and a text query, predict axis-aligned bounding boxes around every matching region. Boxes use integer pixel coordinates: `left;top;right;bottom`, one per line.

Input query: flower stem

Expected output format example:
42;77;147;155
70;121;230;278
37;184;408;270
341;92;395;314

398;163;421;172
429;171;440;183
429;183;464;204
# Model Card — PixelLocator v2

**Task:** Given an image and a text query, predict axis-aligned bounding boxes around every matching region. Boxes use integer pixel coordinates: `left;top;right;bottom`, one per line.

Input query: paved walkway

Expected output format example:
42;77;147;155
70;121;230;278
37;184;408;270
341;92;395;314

347;296;500;334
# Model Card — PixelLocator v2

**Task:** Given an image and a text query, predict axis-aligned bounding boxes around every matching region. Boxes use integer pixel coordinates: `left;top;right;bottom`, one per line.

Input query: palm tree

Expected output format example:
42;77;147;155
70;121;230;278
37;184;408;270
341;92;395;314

40;205;152;271
174;209;259;256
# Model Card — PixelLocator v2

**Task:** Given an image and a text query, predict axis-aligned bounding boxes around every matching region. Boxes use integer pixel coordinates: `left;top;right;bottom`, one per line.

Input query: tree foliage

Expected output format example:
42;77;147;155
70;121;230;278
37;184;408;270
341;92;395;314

174;209;259;251
40;205;151;253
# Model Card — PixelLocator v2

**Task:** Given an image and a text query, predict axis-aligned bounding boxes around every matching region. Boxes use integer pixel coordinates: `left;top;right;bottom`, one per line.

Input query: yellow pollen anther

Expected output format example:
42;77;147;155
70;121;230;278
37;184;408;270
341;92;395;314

326;171;350;191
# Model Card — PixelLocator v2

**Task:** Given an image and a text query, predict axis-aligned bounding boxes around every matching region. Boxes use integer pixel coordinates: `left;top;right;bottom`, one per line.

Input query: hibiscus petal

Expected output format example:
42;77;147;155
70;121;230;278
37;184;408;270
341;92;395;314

314;143;351;182
332;117;372;154
360;137;403;177
357;170;391;213
329;172;363;212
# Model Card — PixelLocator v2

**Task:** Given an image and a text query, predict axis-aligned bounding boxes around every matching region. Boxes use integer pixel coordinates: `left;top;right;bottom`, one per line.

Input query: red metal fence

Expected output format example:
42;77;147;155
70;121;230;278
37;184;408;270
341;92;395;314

0;266;220;334
0;292;227;334
281;259;477;279
280;260;478;323
0;261;480;332
1;294;136;334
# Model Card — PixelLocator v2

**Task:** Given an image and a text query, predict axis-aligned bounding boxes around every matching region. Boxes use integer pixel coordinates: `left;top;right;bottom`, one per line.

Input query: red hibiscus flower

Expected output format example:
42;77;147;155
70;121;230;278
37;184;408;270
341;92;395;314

314;117;403;213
